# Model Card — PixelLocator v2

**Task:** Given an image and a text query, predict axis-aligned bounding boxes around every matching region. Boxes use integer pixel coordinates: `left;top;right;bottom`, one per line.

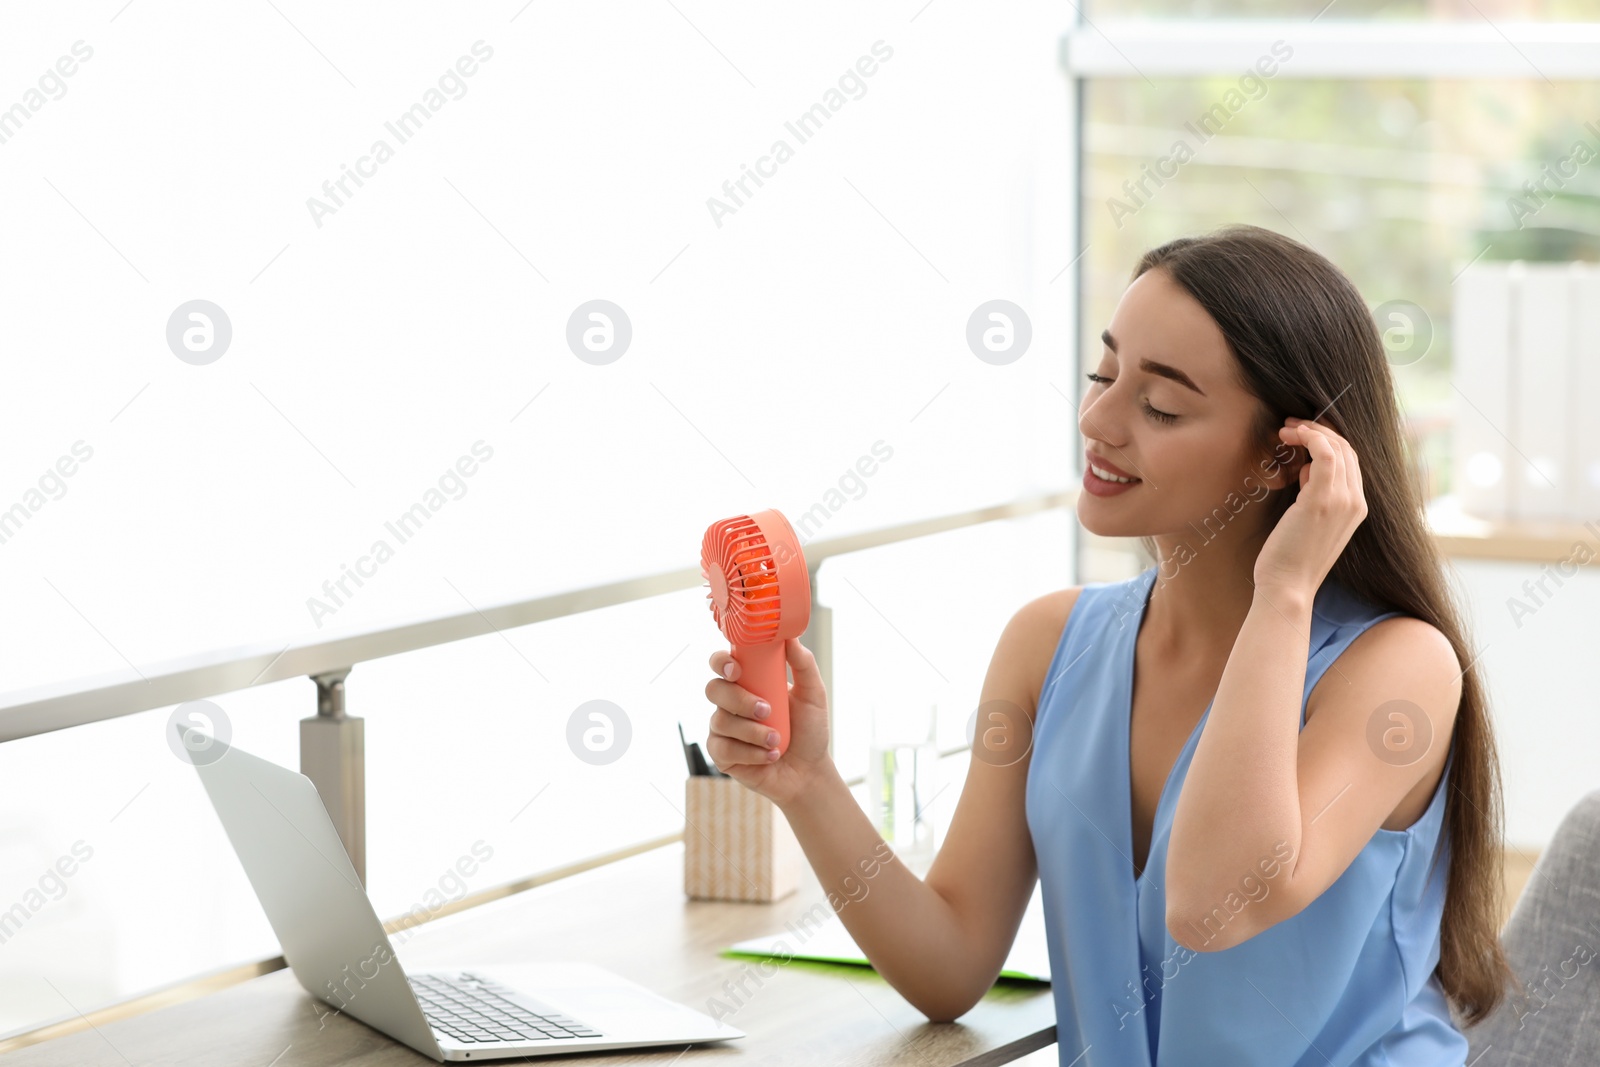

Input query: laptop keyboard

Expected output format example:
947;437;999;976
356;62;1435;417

410;972;605;1044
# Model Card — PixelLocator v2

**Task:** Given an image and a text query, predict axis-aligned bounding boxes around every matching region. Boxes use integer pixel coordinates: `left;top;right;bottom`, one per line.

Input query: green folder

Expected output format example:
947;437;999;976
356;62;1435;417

722;901;1051;983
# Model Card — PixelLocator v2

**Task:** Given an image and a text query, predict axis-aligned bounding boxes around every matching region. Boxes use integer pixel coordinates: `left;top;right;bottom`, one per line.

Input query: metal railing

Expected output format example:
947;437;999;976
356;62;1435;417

0;489;1079;886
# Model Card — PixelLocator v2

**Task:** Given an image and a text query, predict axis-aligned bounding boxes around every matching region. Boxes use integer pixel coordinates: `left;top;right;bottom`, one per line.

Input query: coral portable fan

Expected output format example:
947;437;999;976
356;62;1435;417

700;509;812;758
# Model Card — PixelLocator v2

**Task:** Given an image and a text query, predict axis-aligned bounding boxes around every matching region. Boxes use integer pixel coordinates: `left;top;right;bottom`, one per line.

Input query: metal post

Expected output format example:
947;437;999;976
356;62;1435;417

301;667;365;886
801;561;834;759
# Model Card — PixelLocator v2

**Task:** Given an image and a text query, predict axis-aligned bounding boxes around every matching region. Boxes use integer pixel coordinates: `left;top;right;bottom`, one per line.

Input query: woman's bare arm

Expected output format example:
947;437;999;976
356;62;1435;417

704;589;1078;1021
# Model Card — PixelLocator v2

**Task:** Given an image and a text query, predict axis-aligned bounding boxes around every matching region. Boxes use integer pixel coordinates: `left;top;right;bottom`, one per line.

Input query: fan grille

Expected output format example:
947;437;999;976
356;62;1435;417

701;515;782;644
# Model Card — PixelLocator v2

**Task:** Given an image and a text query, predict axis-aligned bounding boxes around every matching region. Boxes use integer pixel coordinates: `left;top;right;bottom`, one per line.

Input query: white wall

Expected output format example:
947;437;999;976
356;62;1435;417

1443;558;1600;851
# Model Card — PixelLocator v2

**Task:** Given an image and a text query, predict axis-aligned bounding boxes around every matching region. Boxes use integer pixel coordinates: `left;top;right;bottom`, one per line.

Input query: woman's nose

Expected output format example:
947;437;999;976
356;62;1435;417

1078;391;1123;445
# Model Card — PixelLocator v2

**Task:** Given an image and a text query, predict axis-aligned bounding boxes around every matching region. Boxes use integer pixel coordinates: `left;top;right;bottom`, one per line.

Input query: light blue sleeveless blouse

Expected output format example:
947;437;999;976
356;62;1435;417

1024;565;1463;1066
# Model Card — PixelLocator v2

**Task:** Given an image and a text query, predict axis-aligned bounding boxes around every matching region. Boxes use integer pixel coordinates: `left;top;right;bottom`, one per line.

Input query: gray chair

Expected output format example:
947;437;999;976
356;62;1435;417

1457;789;1600;1065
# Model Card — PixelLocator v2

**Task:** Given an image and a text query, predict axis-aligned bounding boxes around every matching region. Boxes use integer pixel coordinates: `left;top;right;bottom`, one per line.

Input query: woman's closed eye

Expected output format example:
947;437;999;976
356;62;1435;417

1084;372;1179;424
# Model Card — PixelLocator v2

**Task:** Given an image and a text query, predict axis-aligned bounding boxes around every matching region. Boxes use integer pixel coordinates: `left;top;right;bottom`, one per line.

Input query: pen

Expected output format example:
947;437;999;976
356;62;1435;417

678;722;699;776
679;722;726;777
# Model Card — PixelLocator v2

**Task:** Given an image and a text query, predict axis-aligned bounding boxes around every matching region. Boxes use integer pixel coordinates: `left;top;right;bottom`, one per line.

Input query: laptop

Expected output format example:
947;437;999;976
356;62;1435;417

177;725;745;1061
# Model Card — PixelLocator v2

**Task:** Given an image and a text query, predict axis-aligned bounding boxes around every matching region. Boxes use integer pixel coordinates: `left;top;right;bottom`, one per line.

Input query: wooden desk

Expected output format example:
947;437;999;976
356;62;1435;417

1;842;1056;1066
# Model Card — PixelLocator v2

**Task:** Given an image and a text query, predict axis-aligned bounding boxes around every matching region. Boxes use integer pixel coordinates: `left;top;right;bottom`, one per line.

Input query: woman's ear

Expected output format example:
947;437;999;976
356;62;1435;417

1256;431;1307;491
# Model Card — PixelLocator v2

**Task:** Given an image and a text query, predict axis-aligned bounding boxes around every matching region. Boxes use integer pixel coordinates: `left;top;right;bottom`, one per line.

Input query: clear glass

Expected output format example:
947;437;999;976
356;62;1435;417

866;700;941;870
1082;75;1600;504
0;1;1075;1039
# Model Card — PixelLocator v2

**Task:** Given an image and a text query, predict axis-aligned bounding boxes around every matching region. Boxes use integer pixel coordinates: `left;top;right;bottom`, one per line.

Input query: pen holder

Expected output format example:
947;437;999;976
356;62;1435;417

684;775;802;903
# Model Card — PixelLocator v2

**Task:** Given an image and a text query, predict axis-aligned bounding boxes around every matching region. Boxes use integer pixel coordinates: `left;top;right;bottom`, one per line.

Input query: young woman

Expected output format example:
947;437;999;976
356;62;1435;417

703;224;1512;1065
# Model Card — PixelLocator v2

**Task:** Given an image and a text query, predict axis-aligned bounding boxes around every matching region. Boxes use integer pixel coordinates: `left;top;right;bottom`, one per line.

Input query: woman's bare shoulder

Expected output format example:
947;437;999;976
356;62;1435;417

1016;586;1084;632
1008;587;1085;720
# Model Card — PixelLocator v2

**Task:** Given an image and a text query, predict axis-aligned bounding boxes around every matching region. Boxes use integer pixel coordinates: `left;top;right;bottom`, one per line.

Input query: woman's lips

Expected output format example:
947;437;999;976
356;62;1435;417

1083;465;1142;496
1085;452;1139;480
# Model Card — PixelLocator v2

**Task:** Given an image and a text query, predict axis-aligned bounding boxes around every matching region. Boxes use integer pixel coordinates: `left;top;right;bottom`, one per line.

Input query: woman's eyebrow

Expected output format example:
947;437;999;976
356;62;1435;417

1101;328;1207;397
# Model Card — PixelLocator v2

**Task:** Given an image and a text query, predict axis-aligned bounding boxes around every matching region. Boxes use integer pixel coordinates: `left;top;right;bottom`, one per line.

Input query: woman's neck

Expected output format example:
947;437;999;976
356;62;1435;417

1144;522;1273;663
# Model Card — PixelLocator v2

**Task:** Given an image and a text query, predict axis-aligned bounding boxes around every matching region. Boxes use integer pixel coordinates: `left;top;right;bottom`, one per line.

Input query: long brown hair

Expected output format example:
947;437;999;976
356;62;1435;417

1124;223;1512;1025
